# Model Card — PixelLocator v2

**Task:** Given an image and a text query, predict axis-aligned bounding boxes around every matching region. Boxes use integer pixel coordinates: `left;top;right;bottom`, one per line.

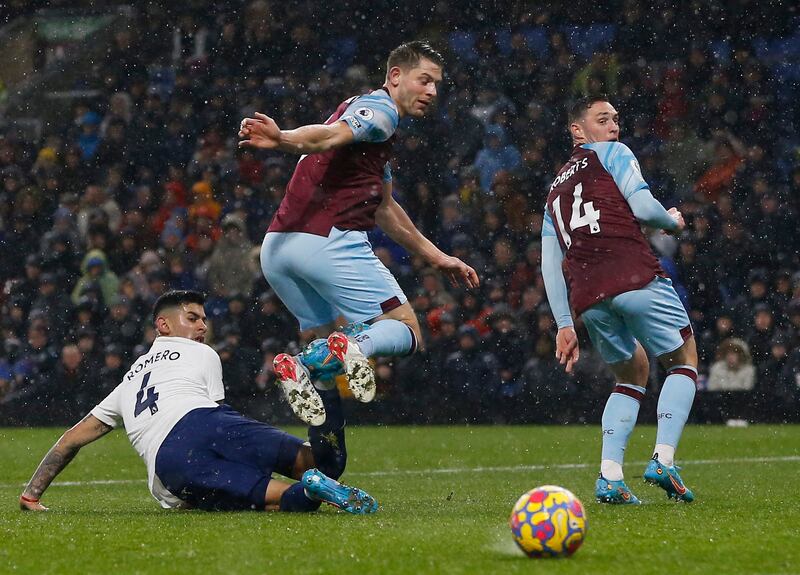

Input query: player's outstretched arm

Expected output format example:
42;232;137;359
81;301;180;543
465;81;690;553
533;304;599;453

238;112;353;154
375;185;479;289
19;414;114;511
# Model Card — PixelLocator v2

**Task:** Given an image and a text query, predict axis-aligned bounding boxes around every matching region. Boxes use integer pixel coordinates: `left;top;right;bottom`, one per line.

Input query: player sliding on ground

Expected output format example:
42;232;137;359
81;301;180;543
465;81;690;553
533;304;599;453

19;290;377;514
239;41;479;426
542;97;697;504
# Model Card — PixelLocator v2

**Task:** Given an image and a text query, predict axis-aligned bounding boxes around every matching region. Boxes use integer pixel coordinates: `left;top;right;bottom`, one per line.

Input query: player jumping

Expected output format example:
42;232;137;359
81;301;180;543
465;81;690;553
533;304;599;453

239;41;478;425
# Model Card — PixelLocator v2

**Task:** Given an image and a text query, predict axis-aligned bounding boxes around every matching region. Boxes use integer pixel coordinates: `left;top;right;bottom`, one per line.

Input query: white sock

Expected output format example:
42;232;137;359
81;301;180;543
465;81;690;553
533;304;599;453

600;459;624;481
654;444;675;467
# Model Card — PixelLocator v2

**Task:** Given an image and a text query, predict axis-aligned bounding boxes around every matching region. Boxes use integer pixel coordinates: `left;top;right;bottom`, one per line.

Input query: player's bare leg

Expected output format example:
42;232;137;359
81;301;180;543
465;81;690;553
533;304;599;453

658;335;698;372
374;302;424;350
291;444;316;480
608;342;650;387
265;478;295;511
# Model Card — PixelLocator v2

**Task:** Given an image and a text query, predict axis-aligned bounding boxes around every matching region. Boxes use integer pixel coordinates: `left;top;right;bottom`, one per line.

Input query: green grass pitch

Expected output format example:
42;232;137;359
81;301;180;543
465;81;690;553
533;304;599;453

1;424;799;574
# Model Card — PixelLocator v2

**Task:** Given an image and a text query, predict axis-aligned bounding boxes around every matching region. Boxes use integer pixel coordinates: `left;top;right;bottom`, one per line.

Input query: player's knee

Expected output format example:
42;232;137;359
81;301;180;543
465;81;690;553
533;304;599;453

637;363;650;386
659;336;698;370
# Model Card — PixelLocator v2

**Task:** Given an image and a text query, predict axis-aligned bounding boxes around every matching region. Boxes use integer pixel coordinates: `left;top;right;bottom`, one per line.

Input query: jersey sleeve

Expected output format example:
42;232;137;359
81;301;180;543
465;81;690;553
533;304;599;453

206;347;225;402
541;210;573;328
585;141;677;231
626;188;679;231
340;93;399;143
90;385;124;428
541;209;557;238
585;141;649;200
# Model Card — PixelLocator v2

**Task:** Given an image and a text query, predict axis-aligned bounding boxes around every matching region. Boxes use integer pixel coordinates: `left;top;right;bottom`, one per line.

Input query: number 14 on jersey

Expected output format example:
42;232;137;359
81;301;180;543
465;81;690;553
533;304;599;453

553;183;601;248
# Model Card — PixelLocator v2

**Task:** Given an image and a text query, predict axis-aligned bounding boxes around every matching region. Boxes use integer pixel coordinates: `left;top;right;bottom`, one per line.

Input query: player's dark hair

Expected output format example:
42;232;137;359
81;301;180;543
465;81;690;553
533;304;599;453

387;40;444;72
152;290;206;324
568;95;610;124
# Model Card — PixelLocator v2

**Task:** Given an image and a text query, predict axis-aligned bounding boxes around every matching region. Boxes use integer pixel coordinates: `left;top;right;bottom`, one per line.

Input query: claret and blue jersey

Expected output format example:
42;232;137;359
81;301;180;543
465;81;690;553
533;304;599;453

268;88;400;237
542;141;668;317
339;89;399;184
262;88;409;330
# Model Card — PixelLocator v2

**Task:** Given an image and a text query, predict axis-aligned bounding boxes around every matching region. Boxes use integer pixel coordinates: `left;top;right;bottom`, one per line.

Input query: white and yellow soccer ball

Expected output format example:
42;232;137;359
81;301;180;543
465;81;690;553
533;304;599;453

509;485;587;558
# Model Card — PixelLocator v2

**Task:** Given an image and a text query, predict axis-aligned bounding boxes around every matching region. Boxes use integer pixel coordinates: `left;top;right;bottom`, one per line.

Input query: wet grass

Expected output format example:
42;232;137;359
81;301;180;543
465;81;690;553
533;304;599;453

1;424;798;574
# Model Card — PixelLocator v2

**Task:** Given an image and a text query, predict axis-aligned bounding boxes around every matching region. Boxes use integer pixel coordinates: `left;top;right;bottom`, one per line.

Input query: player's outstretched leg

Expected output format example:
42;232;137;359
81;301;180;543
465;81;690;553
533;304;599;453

595;474;641;505
273;353;326;426
302;468;378;514
327;332;376;402
643;457;694;502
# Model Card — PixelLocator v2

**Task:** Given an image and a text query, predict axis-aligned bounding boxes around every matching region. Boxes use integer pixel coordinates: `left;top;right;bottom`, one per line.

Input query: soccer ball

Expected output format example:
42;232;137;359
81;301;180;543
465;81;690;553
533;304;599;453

509;485;587;558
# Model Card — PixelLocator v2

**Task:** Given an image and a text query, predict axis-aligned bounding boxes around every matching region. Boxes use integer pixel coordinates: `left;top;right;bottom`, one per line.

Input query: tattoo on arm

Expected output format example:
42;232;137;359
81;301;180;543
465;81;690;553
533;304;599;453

23;417;113;499
25;444;80;499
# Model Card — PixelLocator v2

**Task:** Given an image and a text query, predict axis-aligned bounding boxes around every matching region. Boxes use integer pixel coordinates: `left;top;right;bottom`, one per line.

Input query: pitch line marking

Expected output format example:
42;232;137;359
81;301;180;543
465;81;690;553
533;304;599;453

349;454;800;477
1;455;798;489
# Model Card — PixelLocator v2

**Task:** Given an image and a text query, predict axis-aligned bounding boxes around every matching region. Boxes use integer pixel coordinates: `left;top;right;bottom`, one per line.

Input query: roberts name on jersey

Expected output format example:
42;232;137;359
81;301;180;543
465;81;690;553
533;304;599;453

544;142;665;315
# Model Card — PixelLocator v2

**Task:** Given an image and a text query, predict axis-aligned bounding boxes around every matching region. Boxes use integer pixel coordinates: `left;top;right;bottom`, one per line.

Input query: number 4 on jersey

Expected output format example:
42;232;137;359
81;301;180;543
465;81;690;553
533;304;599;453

553;183;601;248
134;372;159;417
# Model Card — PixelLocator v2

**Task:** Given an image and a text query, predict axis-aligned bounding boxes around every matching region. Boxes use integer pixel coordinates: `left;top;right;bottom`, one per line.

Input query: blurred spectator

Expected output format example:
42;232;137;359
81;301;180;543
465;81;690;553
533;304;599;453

441;325;500;422
693;131;746;202
97;344;126;396
103;297;142;349
71;250;120;308
473;125;522;191
746;304;777;366
707;338;756;392
206;214;255;298
30;273;74;343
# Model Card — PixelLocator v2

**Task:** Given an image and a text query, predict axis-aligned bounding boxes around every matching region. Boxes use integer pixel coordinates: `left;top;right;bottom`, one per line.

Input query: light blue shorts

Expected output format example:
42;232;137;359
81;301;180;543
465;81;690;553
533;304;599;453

261;228;407;331
581;276;692;365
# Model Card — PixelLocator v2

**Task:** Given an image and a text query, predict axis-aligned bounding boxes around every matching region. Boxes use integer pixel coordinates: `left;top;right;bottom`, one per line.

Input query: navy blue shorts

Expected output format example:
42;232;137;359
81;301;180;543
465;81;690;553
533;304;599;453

154;405;304;511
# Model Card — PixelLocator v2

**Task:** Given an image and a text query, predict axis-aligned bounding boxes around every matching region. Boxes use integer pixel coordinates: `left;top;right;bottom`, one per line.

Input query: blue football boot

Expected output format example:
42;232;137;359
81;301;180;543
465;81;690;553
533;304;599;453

595;474;641;504
302;468;378;514
643;457;695;502
299;338;343;381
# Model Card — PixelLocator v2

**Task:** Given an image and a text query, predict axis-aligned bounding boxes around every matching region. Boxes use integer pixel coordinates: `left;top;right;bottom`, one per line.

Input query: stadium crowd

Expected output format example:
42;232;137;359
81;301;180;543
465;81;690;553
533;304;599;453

1;1;799;425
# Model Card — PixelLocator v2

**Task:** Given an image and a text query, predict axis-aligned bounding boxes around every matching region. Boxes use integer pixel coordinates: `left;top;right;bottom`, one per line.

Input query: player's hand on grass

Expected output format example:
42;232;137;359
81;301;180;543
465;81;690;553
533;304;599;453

664;207;685;235
555;327;580;374
433;255;479;289
19;494;48;511
238;112;281;149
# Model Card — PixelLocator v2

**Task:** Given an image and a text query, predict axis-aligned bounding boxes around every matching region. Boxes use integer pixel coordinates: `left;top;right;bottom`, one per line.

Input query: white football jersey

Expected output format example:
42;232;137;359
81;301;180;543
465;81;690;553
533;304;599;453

91;336;224;508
